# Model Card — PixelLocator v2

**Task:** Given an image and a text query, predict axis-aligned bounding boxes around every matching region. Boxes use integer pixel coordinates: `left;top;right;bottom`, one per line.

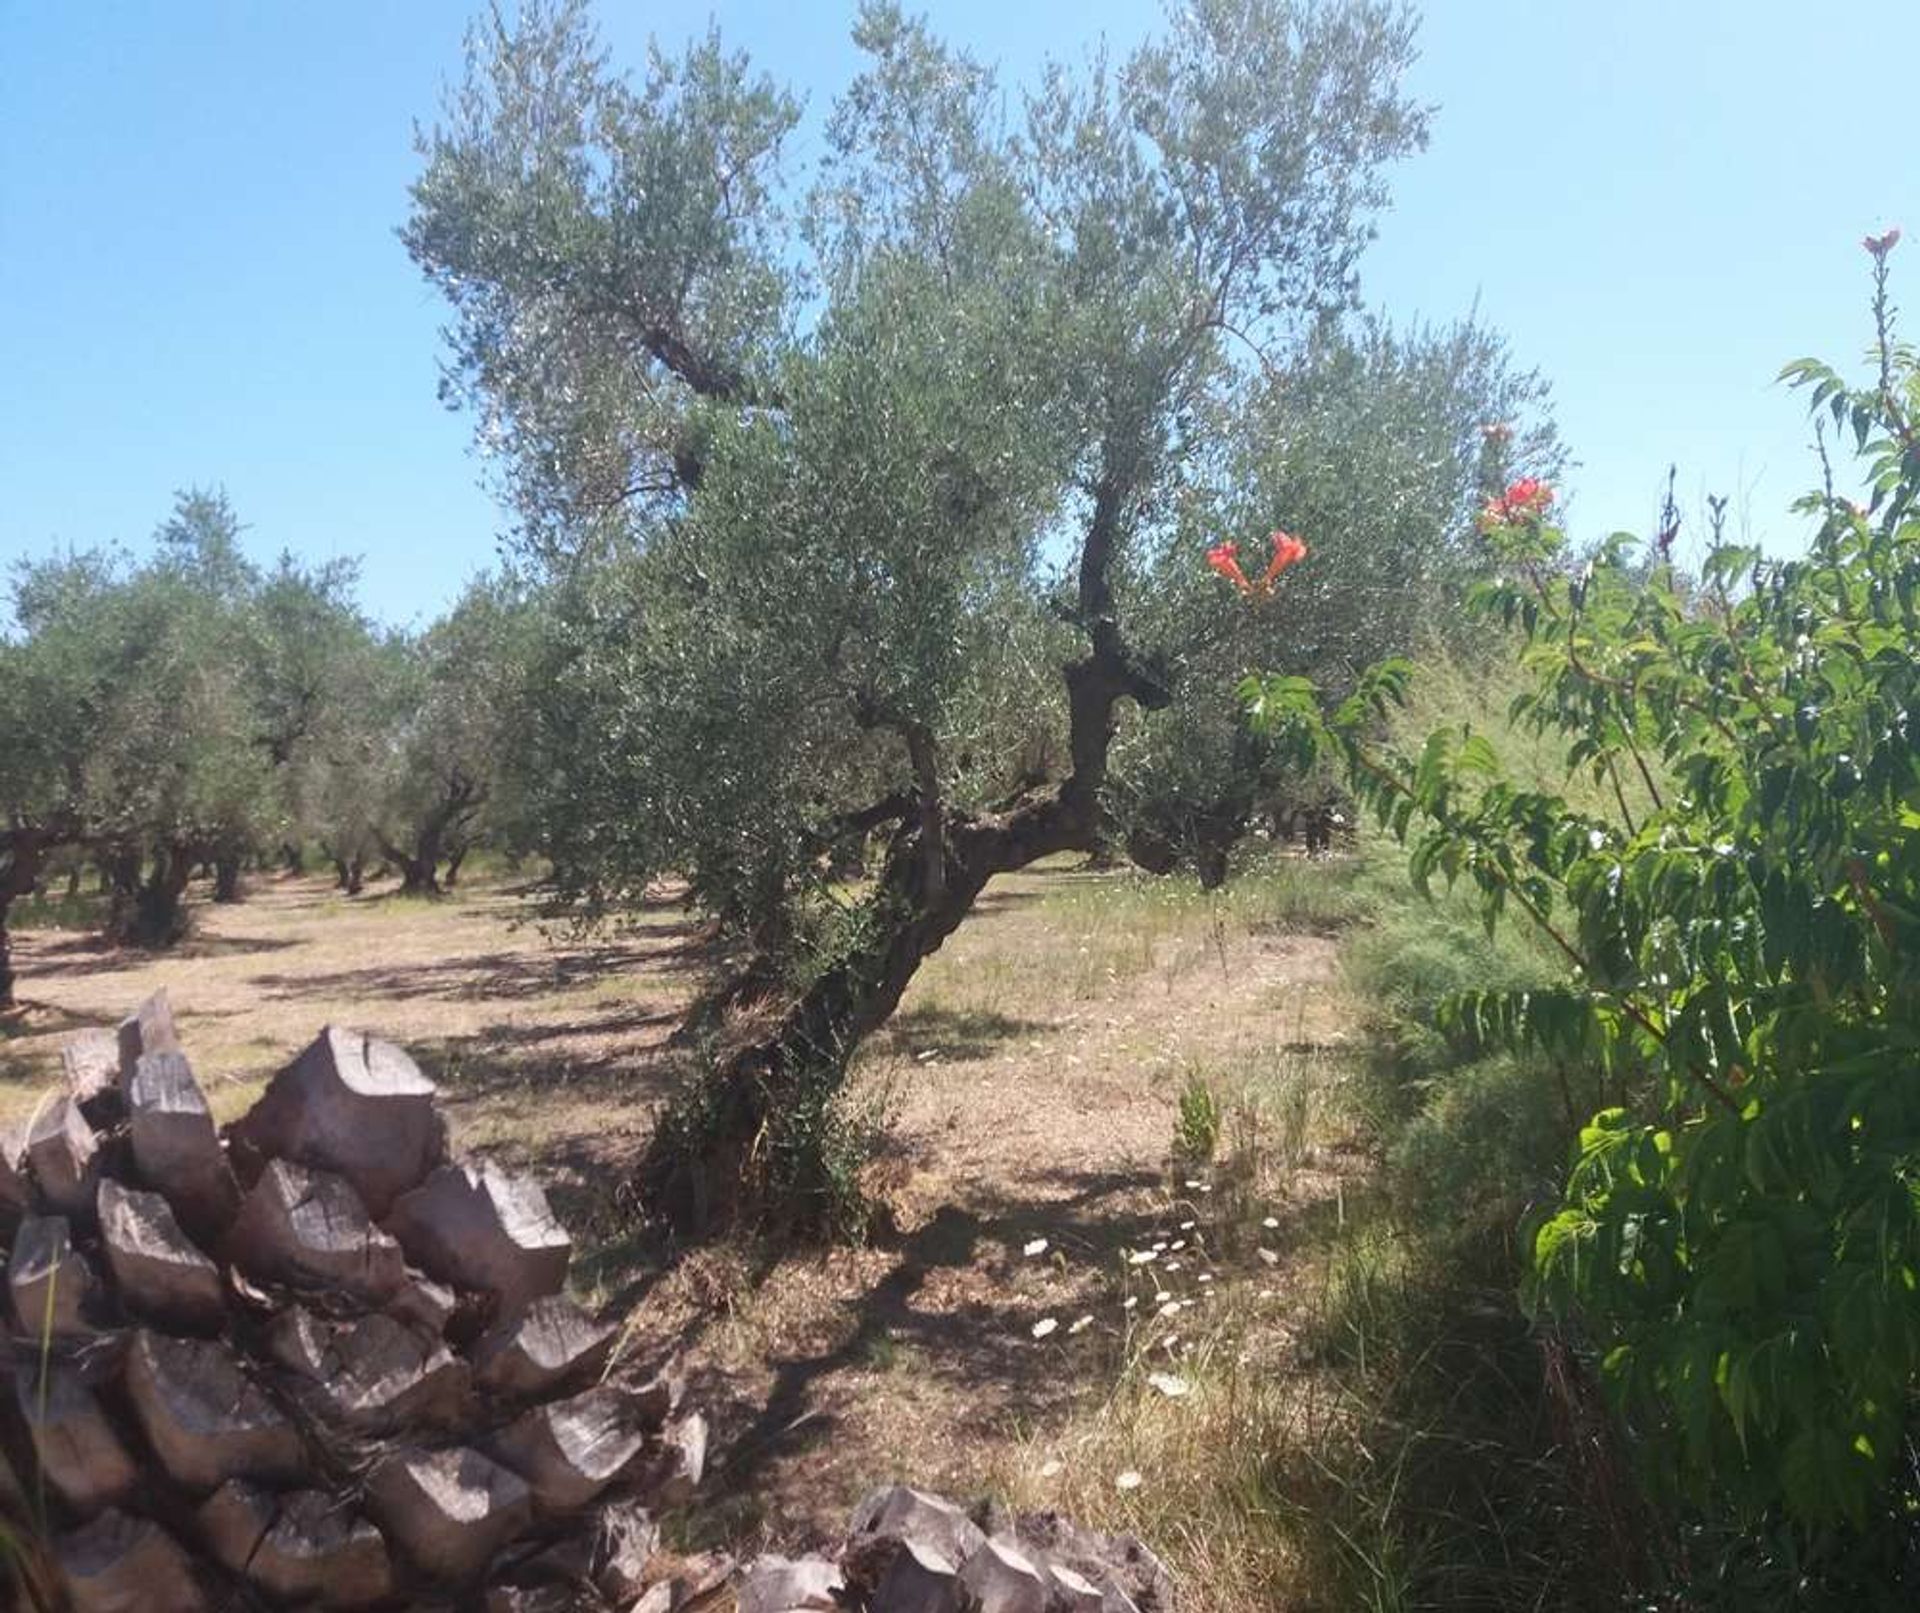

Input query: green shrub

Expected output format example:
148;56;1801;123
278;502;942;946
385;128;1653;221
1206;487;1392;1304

1254;243;1920;1560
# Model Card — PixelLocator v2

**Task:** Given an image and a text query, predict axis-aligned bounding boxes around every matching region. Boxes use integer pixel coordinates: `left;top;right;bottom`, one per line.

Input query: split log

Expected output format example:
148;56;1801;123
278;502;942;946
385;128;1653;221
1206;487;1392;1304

56;1508;205;1613
0;1121;27;1217
62;1027;124;1126
850;1484;986;1577
25;1093;100;1220
127;1049;239;1238
385;1161;571;1316
515;1497;659;1603
199;1480;395;1607
97;1179;225;1333
116;988;182;1089
390;1271;457;1337
233;1026;446;1215
123;1329;306;1493
491;1385;649;1512
1046;1564;1107;1612
12;1358;139;1514
368;1444;533;1582
9;1214;97;1337
469;1294;616;1398
957;1538;1049;1613
226;1158;405;1302
876;1539;962;1613
737;1555;847;1613
272;1307;470;1433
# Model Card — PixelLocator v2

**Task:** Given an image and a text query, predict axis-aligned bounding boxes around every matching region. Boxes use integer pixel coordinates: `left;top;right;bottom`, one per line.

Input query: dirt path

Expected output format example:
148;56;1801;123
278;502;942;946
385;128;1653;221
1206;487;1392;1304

0;860;1359;1584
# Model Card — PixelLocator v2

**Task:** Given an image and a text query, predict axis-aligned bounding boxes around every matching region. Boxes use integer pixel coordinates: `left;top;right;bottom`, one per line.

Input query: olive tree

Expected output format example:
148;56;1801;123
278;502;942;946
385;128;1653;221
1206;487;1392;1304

409;0;1430;1225
371;578;533;895
0;551;114;1006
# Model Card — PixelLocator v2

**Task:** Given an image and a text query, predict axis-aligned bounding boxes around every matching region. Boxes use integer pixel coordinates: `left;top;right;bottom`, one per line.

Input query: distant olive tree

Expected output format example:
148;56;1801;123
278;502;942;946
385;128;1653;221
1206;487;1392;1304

410;0;1434;1227
0;552;110;1006
372;578;533;896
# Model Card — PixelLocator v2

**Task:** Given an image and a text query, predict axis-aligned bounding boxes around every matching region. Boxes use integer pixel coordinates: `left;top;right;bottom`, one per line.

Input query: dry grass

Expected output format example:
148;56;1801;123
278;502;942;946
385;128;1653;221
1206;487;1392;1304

2;854;1371;1608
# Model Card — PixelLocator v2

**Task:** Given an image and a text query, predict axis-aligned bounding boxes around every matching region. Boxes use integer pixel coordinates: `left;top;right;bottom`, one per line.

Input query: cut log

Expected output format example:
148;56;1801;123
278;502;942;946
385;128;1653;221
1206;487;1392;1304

0;1120;27;1216
123;1329;306;1494
631;1410;707;1509
116;988;182;1090
62;1027;125;1126
199;1480;395;1607
128;1049;240;1239
275;1308;470;1433
876;1538;963;1613
737;1554;847;1613
233;1026;446;1216
1045;1564;1107;1612
491;1385;648;1512
265;1303;332;1378
390;1271;457;1338
25;1092;100;1219
469;1294;616;1398
57;1508;205;1613
12;1358;139;1514
384;1161;570;1316
368;1444;533;1582
1008;1516;1175;1613
97;1179;225;1333
851;1485;986;1577
226;1158;405;1303
9;1214;97;1337
957;1538;1048;1613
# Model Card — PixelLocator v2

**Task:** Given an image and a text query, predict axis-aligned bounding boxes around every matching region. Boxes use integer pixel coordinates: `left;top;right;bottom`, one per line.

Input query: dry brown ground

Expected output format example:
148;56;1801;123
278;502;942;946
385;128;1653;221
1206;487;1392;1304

0;860;1361;1597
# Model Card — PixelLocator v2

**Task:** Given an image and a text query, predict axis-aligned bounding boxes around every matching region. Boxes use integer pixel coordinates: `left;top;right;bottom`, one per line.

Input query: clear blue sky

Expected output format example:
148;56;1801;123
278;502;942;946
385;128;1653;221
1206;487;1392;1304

4;0;1915;625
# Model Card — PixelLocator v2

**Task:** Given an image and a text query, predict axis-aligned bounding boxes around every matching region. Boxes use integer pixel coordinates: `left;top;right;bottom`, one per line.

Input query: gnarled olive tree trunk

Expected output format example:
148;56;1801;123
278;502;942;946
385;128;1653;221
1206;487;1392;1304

0;835;48;1011
639;478;1169;1231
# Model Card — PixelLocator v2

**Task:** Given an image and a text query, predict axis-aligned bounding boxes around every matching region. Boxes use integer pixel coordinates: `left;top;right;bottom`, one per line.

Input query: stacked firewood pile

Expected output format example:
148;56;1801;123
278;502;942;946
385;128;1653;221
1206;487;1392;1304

0;994;704;1611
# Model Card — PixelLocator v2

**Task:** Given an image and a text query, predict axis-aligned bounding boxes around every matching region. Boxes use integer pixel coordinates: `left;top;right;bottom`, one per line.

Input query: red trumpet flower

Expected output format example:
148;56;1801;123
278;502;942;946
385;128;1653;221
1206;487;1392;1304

1477;476;1555;533
1208;531;1308;598
1260;531;1308;592
1206;541;1252;595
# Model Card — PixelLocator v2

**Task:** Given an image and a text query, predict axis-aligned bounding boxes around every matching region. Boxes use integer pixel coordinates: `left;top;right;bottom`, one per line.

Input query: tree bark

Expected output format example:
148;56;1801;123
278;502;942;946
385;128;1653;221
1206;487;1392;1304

0;893;18;1012
213;852;244;905
1;830;51;1010
114;842;197;948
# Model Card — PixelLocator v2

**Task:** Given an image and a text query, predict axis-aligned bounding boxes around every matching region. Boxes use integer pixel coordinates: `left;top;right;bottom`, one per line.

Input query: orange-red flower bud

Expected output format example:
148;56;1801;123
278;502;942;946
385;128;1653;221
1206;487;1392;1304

1206;541;1253;595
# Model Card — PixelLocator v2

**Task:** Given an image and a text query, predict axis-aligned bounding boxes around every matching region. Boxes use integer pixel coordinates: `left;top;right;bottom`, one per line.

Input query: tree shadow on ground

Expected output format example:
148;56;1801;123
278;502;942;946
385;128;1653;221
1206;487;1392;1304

695;1164;1168;1498
0;999;97;1042
17;930;304;978
882;1003;1056;1063
246;937;699;1007
413;1027;683;1106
